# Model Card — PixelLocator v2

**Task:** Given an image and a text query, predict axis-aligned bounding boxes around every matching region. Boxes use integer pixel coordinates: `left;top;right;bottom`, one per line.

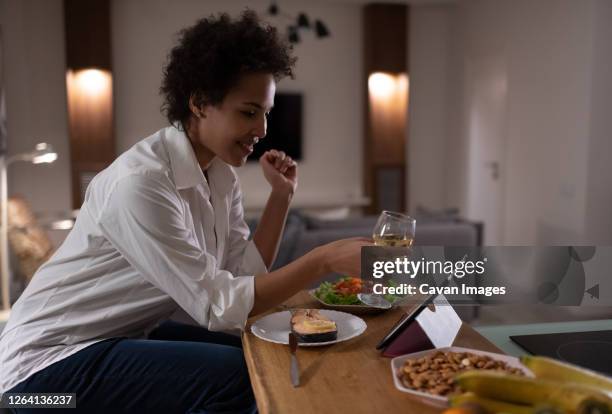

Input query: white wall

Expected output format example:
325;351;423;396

490;0;592;245
407;5;453;213
584;0;612;244
112;0;364;209
0;0;72;219
409;0;610;244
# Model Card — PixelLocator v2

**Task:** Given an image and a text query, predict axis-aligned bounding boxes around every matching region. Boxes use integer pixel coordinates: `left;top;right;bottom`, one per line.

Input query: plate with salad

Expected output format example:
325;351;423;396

310;277;400;314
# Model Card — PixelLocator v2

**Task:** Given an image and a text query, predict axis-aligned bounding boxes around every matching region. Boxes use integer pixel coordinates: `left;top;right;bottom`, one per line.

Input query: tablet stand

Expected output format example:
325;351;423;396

381;295;462;358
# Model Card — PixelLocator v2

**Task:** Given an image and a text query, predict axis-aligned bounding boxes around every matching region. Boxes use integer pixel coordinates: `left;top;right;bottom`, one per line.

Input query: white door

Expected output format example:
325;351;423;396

464;54;508;245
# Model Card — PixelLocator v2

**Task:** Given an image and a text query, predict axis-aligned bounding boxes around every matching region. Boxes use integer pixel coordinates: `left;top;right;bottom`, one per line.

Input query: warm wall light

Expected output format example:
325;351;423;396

65;67;114;207
369;72;395;99
367;72;409;164
368;72;409;109
65;68;113;146
67;69;111;99
76;69;108;96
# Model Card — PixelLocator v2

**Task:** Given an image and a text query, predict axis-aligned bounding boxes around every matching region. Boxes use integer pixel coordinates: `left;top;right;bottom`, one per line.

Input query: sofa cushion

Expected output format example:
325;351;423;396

414;222;478;246
304;215;378;231
414;205;461;222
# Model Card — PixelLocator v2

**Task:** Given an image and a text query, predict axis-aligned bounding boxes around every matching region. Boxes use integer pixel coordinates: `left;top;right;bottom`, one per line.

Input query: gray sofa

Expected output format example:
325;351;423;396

258;211;483;272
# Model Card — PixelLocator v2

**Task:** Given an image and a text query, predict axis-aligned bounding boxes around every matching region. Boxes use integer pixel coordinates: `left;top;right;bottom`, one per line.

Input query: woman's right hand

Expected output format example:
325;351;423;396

316;237;374;277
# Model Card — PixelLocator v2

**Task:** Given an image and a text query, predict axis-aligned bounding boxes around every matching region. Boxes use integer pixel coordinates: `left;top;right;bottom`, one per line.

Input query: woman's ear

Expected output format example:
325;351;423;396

188;94;206;119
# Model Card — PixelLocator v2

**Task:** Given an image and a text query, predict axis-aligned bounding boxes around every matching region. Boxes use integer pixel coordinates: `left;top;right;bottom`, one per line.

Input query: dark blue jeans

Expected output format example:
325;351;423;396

6;321;257;414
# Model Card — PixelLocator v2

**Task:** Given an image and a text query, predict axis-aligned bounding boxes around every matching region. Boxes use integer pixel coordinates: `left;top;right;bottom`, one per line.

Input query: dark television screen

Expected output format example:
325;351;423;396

249;92;302;162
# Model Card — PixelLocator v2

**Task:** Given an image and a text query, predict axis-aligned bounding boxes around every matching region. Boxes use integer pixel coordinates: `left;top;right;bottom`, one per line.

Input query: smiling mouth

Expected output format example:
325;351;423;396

238;142;254;154
238;138;258;154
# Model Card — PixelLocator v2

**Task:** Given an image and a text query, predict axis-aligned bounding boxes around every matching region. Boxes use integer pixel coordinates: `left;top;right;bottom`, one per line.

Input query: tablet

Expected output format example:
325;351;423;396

375;254;466;351
375;291;437;350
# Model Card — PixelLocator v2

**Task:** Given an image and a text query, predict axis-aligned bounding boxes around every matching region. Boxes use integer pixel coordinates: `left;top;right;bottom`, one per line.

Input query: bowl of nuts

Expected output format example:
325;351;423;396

391;347;532;403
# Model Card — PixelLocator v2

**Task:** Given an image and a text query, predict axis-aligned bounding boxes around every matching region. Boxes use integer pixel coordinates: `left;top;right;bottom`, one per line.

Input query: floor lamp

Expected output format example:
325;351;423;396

0;143;57;320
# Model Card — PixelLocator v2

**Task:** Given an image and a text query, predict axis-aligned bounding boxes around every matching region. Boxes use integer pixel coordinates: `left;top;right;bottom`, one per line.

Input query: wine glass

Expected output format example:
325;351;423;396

359;211;416;308
372;210;416;247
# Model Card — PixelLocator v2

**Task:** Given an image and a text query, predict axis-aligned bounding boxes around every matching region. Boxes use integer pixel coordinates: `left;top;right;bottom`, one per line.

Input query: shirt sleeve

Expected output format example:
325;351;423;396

96;173;254;332
223;179;268;276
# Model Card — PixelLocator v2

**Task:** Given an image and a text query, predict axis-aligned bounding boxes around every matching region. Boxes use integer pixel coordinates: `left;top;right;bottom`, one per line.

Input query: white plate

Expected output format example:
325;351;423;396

251;309;367;347
308;289;388;314
390;346;533;403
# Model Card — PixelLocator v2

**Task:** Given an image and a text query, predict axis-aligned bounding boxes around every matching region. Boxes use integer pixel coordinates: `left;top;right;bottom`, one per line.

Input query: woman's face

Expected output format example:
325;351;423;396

190;72;276;168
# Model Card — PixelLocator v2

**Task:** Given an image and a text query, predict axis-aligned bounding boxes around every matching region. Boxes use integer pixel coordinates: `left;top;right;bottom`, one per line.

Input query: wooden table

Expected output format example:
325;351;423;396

242;291;502;414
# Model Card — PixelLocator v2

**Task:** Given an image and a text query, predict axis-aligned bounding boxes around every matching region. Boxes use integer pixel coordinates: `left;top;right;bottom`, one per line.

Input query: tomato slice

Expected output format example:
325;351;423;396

332;277;363;296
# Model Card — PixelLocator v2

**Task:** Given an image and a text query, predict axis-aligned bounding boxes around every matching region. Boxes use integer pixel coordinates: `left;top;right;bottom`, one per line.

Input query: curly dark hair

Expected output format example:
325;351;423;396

160;10;296;126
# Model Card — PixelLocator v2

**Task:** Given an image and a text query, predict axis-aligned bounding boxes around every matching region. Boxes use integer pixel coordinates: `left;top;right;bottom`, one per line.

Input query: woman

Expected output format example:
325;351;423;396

0;11;369;414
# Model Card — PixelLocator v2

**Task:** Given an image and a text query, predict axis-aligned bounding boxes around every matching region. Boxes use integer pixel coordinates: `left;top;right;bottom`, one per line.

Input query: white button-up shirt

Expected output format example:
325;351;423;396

0;125;267;393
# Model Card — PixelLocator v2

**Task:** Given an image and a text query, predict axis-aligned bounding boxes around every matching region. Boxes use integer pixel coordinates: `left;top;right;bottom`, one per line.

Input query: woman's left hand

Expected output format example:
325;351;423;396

259;150;298;195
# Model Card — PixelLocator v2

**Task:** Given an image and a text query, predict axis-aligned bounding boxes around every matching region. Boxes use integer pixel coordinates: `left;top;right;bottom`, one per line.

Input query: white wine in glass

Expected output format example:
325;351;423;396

373;211;416;247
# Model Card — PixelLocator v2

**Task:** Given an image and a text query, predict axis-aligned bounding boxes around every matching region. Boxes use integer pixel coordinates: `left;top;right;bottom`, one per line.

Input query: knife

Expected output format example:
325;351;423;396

289;332;300;387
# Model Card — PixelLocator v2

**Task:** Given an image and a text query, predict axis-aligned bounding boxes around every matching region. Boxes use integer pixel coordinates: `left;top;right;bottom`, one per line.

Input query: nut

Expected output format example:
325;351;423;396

396;351;525;397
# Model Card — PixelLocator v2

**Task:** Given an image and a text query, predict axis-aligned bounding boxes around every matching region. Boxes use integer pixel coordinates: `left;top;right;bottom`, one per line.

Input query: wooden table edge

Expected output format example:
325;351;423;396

242;330;273;413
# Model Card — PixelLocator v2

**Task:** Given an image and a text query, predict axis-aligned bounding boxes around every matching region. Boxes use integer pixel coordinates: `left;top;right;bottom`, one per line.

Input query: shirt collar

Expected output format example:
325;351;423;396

163;125;236;195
